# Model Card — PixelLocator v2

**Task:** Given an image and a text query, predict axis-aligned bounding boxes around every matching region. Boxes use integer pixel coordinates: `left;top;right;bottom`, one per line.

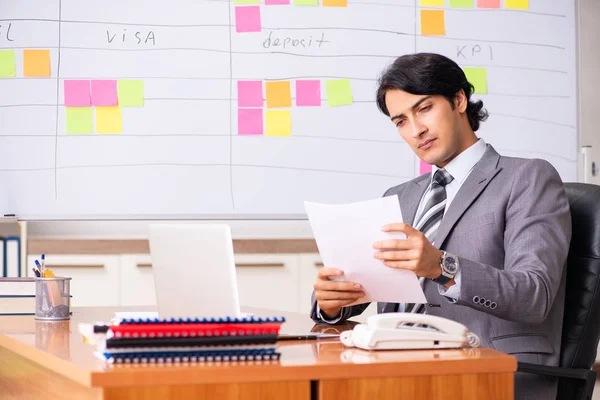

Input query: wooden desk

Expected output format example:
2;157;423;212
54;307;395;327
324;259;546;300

0;307;516;400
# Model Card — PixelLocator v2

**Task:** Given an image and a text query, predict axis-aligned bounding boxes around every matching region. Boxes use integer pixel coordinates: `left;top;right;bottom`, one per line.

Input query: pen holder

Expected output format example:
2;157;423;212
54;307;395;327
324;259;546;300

34;277;72;321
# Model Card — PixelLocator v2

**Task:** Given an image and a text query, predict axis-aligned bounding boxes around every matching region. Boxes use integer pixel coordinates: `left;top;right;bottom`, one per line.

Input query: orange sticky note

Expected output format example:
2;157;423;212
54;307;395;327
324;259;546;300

23;49;51;77
323;0;347;6
420;10;445;36
265;81;291;108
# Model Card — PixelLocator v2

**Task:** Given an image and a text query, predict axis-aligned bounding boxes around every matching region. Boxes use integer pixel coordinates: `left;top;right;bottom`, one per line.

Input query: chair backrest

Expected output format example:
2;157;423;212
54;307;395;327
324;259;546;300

560;182;600;369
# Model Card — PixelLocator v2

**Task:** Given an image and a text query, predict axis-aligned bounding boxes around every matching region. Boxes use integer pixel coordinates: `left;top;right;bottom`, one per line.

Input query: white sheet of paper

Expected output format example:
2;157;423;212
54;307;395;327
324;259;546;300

304;197;427;305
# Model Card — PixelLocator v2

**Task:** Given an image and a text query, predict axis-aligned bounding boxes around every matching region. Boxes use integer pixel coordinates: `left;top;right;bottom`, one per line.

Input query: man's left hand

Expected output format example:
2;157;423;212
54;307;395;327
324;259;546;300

373;223;443;280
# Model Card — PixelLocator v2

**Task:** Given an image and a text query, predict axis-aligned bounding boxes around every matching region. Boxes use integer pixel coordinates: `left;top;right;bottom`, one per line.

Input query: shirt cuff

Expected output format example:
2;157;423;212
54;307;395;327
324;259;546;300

437;269;461;302
317;307;344;324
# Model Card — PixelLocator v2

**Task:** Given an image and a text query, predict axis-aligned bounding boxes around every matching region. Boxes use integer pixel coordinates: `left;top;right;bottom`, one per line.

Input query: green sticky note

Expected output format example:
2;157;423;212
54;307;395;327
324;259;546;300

234;0;260;3
449;0;473;7
325;79;353;107
0;50;16;77
118;80;144;107
463;67;487;94
294;0;318;5
66;107;93;134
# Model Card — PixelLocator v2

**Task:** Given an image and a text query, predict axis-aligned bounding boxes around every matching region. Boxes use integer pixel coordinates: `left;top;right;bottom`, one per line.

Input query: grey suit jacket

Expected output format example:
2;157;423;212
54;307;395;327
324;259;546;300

310;144;572;400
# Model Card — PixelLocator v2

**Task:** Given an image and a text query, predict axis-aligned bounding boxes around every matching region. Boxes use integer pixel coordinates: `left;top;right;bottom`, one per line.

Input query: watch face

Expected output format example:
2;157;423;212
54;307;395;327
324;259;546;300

443;256;457;272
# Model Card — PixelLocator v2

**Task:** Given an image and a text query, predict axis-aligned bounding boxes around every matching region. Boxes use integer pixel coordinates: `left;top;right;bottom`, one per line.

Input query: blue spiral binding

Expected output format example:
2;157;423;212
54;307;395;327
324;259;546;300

104;348;281;364
118;316;286;325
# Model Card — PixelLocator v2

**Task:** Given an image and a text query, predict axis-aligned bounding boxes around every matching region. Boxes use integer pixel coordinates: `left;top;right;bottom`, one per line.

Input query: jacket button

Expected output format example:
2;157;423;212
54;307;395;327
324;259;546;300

484;300;491;307
479;297;486;305
490;302;497;309
473;296;480;304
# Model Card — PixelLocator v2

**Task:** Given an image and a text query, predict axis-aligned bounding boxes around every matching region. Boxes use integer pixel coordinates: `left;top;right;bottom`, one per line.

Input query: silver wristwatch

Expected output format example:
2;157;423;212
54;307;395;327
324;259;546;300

432;251;458;285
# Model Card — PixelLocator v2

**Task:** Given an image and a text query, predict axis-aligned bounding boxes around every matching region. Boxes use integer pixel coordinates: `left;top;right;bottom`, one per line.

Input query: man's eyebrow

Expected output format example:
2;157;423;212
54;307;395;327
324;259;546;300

390;95;434;121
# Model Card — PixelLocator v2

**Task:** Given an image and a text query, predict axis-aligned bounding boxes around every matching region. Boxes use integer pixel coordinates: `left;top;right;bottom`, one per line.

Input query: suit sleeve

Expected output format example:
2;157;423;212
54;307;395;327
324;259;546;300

455;159;571;325
310;291;371;324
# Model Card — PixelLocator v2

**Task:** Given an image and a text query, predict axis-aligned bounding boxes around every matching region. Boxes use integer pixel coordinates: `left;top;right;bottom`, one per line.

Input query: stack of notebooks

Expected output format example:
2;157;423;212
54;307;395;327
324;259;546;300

96;316;286;365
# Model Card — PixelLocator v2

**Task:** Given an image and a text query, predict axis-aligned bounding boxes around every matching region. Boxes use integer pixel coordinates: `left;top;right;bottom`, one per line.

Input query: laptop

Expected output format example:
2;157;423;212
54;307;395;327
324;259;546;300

148;223;242;319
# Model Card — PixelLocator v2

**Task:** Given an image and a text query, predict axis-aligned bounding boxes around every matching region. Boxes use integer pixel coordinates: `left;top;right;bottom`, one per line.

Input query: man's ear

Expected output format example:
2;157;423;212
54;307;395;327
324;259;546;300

454;89;468;113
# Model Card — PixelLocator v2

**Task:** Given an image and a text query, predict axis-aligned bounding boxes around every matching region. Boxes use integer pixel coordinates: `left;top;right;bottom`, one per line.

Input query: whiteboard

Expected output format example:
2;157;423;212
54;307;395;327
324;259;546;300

0;0;578;219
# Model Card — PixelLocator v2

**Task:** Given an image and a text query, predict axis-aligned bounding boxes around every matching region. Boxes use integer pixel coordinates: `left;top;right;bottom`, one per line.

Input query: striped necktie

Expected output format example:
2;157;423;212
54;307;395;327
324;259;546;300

405;168;454;314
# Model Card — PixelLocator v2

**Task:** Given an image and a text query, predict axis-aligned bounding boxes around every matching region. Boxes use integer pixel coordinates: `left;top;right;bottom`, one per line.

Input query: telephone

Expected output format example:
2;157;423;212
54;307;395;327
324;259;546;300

340;313;480;351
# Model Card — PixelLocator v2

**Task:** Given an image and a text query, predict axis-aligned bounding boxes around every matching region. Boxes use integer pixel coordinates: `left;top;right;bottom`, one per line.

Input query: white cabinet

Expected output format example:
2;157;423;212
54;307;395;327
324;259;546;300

120;254;156;307
27;254;121;307
235;254;300;313
27;252;378;319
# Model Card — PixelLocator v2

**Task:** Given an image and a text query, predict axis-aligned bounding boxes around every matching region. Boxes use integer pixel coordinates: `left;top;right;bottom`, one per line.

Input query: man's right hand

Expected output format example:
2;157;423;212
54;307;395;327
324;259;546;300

313;267;364;319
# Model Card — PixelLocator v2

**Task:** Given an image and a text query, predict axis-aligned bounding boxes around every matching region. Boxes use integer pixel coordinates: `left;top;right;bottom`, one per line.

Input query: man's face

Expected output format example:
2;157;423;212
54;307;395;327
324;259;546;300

384;90;467;168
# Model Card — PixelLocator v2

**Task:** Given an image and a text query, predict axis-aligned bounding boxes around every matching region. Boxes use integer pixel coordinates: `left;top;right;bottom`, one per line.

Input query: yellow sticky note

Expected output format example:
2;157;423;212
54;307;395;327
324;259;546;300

266;110;291;137
505;0;528;9
325;79;353;107
66;107;93;134
265;81;291;108
419;0;444;5
23;49;51;77
0;50;16;77
420;10;445;36
463;67;487;94
234;0;259;3
323;0;347;6
96;107;123;134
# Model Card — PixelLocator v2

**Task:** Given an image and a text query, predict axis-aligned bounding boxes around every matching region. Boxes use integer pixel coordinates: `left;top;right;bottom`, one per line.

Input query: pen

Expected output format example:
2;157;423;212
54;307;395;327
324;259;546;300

32;268;40;278
41;254;45;274
35;260;42;275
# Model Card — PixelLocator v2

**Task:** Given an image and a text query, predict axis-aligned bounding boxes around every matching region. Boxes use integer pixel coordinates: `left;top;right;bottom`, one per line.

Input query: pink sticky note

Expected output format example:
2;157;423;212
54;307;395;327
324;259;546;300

420;160;432;175
235;6;261;33
64;80;91;107
266;0;290;4
477;0;500;7
238;80;263;107
238;108;263;135
296;80;321;107
91;80;118;106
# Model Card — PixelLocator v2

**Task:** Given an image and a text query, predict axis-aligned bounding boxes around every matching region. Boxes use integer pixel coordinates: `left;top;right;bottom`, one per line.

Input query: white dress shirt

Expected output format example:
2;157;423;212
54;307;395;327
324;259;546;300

318;138;488;321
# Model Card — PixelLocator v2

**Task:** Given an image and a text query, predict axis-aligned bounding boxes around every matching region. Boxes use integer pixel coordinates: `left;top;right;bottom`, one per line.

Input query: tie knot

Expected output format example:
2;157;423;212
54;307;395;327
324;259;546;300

433;168;453;187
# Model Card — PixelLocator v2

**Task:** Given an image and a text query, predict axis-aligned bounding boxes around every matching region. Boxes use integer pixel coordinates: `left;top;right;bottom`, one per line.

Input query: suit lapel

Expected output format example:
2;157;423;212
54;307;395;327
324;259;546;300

400;175;430;226
434;145;502;248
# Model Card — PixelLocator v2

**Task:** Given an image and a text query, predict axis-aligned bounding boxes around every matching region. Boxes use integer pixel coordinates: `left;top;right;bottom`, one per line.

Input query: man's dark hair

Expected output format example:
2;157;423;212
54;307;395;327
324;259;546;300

376;53;489;132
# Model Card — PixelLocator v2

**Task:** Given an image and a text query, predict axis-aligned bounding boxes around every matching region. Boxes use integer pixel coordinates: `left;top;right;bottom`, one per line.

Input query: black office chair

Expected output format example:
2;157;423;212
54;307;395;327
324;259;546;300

517;182;600;400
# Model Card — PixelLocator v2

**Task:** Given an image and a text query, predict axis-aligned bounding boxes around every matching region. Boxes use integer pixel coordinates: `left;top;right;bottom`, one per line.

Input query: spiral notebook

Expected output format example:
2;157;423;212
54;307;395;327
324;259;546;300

96;316;285;365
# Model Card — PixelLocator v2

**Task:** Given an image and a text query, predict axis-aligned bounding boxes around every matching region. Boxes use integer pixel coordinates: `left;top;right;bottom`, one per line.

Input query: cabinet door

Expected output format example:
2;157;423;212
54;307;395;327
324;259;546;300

27;255;121;307
298;254;377;322
120;254;156;307
234;254;300;313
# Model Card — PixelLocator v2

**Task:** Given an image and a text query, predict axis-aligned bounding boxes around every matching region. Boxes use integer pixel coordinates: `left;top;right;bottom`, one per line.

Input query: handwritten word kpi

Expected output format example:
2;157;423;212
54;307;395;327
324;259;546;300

263;32;328;49
106;29;156;45
0;23;15;42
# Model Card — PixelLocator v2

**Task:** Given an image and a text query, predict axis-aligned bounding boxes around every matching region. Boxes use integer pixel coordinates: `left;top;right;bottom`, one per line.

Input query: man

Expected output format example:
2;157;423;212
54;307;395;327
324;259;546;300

310;53;571;400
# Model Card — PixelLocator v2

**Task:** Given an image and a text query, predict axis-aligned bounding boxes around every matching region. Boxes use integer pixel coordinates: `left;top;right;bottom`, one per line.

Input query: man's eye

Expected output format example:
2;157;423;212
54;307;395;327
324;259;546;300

420;105;431;112
396;120;405;127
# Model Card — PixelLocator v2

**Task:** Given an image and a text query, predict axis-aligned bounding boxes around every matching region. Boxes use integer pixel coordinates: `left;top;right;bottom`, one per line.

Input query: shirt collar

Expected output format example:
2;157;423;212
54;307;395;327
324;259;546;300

431;138;487;185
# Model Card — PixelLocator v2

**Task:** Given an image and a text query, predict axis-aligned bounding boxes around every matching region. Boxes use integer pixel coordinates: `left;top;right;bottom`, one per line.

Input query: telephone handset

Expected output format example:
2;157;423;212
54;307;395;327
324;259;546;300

340;312;480;351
